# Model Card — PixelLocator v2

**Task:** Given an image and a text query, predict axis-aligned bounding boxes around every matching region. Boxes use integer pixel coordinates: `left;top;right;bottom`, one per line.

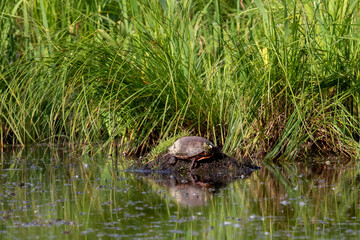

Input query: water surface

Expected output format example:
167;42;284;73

0;146;359;239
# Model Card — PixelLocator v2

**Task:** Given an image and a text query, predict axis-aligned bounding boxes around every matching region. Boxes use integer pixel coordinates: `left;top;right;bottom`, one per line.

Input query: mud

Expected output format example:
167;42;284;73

137;152;260;187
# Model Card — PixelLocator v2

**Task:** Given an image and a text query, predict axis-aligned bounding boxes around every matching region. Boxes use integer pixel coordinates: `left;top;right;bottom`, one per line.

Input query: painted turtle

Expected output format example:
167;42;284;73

168;136;218;170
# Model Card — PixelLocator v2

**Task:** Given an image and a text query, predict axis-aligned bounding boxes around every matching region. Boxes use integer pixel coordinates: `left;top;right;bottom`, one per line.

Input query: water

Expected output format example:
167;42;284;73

1;146;359;239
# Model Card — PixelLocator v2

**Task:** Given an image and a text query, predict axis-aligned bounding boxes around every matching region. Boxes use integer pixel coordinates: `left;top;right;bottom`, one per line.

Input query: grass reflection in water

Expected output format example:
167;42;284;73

0;147;359;239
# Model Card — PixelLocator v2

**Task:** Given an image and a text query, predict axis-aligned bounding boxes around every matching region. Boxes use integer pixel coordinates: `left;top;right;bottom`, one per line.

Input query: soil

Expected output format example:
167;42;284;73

135;152;261;188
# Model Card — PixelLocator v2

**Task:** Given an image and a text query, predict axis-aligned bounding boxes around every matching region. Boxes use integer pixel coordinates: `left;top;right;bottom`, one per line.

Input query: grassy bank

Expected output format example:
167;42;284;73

1;0;360;161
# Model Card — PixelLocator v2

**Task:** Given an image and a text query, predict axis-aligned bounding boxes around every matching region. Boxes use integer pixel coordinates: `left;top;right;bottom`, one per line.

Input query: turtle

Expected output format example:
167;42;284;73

167;136;218;170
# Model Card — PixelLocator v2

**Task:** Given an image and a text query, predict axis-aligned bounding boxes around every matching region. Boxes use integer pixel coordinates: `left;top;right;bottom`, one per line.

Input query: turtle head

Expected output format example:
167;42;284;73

203;142;219;154
203;142;213;151
168;142;178;154
167;145;174;152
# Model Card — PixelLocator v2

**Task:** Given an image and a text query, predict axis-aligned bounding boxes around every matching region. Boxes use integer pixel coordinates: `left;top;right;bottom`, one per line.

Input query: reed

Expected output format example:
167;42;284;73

1;0;360;160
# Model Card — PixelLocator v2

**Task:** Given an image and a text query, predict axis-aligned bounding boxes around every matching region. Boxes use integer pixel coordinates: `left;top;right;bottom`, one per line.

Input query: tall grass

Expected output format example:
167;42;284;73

1;0;360;160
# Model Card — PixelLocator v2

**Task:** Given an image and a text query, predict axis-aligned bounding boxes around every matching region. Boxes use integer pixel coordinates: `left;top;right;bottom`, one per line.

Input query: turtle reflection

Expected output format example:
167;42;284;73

168;179;212;206
138;166;257;206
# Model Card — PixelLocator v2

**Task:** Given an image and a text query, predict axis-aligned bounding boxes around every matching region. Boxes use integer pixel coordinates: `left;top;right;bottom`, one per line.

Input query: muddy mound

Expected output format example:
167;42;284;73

140;152;260;186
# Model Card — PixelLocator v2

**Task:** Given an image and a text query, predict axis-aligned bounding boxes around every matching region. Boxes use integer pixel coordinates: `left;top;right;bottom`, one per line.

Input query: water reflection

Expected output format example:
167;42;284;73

168;183;209;206
0;146;360;239
136;167;257;207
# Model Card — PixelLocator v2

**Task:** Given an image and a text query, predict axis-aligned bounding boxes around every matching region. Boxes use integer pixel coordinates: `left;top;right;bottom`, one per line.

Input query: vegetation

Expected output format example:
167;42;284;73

1;0;360;160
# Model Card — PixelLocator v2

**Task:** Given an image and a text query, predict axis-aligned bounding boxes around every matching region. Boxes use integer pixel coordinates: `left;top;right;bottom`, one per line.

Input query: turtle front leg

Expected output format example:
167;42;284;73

190;159;196;171
169;156;177;165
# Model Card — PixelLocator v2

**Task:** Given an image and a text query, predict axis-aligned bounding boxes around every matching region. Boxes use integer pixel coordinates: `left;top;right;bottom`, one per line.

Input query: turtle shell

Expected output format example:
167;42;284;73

168;136;216;159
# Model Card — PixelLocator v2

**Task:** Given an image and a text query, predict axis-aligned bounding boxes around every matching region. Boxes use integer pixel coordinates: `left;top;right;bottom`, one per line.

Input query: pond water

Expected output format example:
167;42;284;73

1;146;360;239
